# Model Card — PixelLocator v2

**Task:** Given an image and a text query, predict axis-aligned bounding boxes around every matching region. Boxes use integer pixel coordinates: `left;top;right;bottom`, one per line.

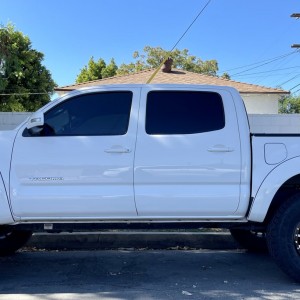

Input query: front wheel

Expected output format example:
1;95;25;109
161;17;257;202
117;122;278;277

0;227;32;256
267;195;300;282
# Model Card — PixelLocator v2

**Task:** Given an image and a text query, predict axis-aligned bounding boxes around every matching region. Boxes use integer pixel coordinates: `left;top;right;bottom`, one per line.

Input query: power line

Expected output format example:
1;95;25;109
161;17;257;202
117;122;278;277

169;0;212;52
230;51;299;77
289;83;300;91
231;72;300;79
219;50;299;74
146;0;212;83
292;88;300;94
231;51;300;88
0;92;51;96
277;74;300;87
253;51;300;86
232;65;300;77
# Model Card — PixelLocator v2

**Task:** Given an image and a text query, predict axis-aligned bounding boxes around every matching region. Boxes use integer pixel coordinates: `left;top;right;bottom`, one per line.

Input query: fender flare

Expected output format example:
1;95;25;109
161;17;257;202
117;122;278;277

0;172;14;224
248;157;300;222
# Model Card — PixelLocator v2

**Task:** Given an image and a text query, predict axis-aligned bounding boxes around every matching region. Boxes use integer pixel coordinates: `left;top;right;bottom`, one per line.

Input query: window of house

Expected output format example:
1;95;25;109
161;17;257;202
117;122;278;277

145;91;225;135
42;91;132;136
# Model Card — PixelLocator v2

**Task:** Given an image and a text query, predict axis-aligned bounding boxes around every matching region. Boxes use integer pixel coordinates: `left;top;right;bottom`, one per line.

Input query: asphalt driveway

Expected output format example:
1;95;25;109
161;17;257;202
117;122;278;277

0;249;299;299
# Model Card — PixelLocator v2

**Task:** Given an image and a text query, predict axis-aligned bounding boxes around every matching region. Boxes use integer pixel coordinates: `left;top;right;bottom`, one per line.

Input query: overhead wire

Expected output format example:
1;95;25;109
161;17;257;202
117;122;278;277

231;65;300;77
226;68;300;92
292;88;300;94
231;72;300;79
289;83;300;91
0;92;50;96
276;74;300;87
168;0;212;52
146;0;212;83
229;51;299;77
222;50;300;90
253;52;300;86
218;50;299;74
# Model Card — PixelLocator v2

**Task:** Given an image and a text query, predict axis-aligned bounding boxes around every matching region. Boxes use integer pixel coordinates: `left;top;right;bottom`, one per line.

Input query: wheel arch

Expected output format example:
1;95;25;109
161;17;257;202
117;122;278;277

248;157;300;223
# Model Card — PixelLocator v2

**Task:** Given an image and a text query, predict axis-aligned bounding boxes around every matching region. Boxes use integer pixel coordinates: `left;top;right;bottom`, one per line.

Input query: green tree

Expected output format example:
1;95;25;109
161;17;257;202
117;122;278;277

221;72;231;80
76;57;118;83
279;95;300;113
116;46;224;77
0;24;56;112
101;58;118;79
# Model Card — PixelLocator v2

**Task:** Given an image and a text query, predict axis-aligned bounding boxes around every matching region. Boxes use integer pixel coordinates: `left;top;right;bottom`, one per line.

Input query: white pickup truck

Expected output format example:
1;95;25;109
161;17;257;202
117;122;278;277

0;84;299;281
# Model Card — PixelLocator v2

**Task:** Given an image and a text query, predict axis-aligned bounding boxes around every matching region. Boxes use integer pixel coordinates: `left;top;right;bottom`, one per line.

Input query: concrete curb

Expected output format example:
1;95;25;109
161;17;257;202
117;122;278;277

26;232;241;250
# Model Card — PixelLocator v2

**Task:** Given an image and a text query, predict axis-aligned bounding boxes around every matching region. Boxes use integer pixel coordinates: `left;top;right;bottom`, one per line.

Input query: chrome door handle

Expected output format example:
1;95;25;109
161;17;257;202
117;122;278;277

105;147;131;153
207;146;234;152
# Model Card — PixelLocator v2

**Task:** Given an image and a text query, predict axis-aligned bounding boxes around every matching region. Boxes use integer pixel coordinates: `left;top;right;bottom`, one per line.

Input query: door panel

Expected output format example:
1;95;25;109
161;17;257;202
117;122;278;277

10;89;140;219
134;88;242;217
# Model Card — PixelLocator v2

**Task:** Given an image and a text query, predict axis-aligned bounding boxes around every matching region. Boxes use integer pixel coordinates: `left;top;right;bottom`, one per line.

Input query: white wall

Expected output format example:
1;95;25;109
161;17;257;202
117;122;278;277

241;94;279;114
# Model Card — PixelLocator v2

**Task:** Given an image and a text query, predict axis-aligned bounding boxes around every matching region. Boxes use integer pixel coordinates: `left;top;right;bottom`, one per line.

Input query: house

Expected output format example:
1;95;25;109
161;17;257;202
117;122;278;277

55;65;289;115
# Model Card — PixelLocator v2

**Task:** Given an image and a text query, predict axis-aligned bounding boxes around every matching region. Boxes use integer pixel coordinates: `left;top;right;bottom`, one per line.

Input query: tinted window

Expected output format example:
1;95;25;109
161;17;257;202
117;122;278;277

146;91;225;135
42;91;132;136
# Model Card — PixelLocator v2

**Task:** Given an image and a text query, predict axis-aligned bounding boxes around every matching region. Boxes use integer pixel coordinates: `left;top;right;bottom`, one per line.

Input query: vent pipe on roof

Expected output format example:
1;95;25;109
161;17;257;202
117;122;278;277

161;57;173;73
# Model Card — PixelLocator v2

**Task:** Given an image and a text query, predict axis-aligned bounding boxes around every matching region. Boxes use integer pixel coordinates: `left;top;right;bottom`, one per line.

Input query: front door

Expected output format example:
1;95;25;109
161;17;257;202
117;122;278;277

10;88;140;220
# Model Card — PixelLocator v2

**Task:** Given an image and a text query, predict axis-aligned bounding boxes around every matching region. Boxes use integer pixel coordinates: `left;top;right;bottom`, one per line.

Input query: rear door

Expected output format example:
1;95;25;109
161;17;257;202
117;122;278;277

134;87;242;218
10;88;140;220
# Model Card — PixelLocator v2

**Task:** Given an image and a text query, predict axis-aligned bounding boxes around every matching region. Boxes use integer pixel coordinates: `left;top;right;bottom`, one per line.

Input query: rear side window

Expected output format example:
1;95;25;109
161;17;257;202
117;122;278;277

43;91;132;136
146;91;225;135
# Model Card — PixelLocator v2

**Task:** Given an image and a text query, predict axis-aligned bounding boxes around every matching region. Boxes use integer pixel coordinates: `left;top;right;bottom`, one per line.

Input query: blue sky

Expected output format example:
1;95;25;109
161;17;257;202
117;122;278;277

1;0;300;94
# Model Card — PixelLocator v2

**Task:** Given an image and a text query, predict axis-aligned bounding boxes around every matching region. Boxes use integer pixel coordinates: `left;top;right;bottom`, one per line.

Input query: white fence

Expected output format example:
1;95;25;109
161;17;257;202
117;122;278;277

0;112;300;134
248;114;300;134
0;112;31;130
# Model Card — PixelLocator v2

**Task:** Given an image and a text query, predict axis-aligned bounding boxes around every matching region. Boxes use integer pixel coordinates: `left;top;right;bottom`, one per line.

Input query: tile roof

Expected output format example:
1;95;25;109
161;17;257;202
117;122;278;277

55;68;289;94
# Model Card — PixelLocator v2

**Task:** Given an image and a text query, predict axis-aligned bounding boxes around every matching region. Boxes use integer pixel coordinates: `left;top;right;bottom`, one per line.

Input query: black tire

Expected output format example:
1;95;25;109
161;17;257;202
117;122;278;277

230;228;268;252
0;227;32;256
267;195;300;282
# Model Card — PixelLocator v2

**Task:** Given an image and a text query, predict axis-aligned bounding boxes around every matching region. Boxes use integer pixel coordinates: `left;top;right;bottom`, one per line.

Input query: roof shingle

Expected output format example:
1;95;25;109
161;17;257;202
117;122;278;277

55;68;289;94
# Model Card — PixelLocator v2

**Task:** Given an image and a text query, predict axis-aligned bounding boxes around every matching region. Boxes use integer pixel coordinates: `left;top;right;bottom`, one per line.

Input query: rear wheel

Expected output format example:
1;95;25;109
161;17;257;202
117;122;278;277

230;228;268;252
0;227;32;256
267;195;300;282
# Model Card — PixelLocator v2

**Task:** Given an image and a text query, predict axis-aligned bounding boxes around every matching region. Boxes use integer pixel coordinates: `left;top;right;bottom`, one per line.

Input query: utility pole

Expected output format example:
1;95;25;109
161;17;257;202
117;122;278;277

291;13;300;48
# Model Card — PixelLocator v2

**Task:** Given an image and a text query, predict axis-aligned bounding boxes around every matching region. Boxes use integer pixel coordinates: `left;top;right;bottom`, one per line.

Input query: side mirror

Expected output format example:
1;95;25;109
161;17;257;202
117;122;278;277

27;112;44;129
26;112;44;136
